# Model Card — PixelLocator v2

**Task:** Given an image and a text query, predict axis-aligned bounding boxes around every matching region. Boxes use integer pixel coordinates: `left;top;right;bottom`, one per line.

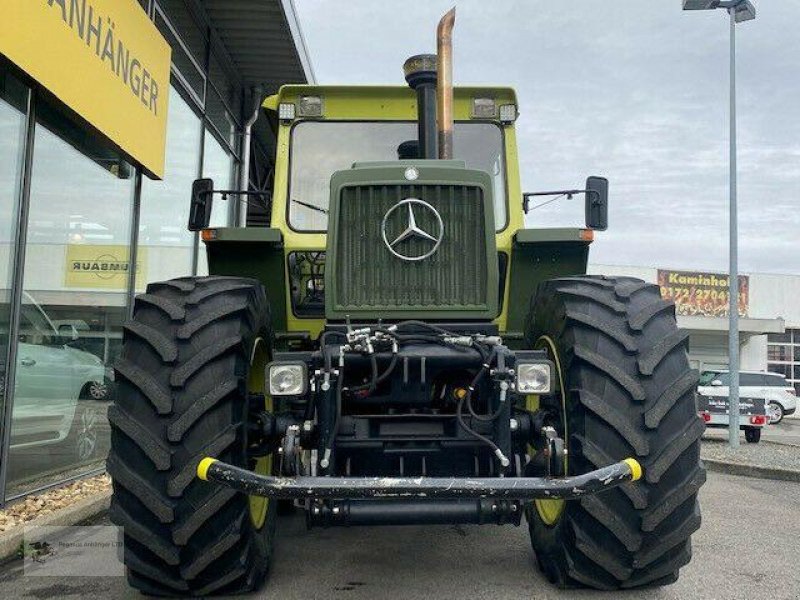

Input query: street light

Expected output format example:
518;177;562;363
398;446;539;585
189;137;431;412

683;0;756;449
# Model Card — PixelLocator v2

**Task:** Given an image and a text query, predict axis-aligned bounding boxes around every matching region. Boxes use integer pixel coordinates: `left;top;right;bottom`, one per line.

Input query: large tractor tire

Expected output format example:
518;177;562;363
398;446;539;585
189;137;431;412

524;276;705;590
108;276;276;596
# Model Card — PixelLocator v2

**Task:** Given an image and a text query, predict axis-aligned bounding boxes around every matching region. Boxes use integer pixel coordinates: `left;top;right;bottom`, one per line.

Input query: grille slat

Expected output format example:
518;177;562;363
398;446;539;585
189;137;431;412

334;184;488;311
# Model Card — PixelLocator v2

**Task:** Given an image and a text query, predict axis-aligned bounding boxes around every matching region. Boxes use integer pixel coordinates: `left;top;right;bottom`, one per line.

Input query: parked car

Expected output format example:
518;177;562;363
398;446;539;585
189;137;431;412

698;370;797;424
0;295;107;463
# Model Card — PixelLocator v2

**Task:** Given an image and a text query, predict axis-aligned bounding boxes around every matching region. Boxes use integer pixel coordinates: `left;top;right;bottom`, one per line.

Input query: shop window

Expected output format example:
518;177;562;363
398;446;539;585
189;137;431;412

196;128;235;276
206;86;238;151
5;97;135;500
0;67;28;290
139;86;202;282
768;344;791;361
0;68;29;471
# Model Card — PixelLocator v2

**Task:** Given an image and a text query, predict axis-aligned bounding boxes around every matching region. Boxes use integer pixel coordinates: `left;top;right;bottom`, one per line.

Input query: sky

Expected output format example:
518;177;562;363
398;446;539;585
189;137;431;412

292;0;800;275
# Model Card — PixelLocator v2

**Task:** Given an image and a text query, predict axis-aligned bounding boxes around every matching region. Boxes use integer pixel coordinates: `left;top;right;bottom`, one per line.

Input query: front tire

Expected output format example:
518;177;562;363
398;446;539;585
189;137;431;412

524;276;705;590
108;276;276;596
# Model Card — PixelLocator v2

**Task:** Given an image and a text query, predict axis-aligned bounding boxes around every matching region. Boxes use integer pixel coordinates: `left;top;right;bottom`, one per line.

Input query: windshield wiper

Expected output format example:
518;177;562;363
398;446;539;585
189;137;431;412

291;198;328;215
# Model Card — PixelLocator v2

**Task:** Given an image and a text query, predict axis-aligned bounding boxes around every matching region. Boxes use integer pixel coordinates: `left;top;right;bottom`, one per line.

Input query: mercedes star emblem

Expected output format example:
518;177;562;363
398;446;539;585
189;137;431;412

381;198;444;262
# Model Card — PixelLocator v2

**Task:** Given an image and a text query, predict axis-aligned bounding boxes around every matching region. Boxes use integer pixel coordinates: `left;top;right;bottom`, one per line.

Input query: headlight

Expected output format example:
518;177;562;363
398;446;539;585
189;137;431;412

516;362;553;394
267;363;307;396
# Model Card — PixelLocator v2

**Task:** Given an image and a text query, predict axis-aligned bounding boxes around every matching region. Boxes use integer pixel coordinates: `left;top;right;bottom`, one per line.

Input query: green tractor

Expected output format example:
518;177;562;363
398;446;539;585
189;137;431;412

108;9;704;596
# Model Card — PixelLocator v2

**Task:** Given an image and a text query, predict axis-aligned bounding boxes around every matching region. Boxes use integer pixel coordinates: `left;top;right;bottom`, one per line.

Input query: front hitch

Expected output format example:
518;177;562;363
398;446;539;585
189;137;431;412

197;457;642;500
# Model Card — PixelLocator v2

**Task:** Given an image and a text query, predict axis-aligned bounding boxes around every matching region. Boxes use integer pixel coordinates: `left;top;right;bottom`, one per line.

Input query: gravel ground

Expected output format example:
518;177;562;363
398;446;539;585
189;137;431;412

701;437;800;471
0;475;110;533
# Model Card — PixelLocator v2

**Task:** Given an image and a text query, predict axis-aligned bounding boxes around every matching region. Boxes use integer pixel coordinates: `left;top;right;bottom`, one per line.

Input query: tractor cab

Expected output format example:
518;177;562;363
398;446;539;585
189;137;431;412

194;81;605;345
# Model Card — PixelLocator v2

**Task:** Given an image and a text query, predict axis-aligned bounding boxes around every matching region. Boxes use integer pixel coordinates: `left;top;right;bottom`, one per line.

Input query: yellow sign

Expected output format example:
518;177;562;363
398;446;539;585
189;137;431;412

65;244;147;290
1;0;171;179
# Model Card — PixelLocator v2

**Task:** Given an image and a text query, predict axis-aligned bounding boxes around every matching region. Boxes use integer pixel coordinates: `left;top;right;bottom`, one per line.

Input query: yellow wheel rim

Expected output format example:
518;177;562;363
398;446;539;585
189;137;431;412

533;335;567;527
248;338;271;530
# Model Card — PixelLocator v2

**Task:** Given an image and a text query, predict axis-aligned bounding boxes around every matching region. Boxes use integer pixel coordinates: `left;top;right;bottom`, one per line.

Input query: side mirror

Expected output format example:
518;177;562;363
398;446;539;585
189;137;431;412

585;176;609;231
188;178;214;232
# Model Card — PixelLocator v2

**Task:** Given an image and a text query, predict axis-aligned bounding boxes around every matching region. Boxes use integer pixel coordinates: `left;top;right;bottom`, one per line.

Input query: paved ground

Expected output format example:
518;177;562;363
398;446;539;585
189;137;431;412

764;416;800;445
0;471;797;599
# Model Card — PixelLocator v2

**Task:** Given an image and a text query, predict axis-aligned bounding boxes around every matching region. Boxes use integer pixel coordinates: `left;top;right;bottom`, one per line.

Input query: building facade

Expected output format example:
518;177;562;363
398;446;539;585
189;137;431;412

0;0;312;504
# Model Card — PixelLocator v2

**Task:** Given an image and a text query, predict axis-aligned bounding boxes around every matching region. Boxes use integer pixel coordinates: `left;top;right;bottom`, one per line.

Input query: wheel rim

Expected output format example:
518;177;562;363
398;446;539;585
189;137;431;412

533;335;567;526
768;403;782;423
89;381;107;400
248;337;272;530
76;406;98;461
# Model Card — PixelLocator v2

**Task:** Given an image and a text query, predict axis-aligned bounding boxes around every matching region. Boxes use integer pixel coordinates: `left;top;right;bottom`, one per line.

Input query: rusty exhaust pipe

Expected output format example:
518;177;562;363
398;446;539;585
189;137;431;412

436;7;455;159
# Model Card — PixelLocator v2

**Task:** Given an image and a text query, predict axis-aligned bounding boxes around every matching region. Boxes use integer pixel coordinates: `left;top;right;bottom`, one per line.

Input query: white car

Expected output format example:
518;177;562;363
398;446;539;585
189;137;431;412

698;370;797;424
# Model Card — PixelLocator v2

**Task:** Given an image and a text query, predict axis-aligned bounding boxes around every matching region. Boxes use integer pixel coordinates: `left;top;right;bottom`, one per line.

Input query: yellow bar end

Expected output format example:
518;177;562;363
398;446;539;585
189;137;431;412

623;458;643;482
197;457;218;481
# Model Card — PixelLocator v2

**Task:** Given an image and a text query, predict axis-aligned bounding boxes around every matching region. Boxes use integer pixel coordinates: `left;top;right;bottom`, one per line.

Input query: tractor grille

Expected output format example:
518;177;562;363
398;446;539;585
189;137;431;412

333;184;489;311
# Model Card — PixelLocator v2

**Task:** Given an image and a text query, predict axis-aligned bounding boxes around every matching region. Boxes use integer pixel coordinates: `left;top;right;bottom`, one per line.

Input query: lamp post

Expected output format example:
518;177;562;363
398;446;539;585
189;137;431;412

683;0;756;448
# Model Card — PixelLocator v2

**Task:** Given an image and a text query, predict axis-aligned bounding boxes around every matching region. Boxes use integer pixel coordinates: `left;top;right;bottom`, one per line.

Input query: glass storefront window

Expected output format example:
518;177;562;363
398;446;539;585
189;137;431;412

6;99;135;499
0;68;28;294
206;86;238;150
197;128;235;276
767;345;791;362
139;86;202;283
0;68;29;483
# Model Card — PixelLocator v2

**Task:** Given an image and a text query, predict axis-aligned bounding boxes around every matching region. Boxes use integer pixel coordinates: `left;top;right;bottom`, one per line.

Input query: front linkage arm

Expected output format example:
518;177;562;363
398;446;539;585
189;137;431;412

196;457;642;501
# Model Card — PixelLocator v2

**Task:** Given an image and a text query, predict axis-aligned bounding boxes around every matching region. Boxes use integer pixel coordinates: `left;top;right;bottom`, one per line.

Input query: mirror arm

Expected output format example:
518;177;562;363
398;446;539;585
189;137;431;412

522;189;587;214
201;189;271;210
206;190;269;198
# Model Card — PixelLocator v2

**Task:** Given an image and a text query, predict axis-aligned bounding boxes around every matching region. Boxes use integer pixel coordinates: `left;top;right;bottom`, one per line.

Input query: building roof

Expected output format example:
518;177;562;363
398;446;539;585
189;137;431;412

203;0;315;91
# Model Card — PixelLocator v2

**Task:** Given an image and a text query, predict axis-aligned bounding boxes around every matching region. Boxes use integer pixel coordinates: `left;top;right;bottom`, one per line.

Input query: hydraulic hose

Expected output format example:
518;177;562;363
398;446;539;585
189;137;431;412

454;347;510;468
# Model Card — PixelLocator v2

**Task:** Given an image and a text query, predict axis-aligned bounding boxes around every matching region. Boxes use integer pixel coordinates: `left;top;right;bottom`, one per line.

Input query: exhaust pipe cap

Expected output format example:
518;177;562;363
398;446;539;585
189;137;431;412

403;54;437;88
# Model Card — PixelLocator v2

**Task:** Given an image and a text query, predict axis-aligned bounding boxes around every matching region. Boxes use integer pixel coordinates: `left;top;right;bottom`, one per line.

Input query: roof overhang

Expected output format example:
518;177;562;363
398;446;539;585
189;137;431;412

203;0;315;92
677;316;786;335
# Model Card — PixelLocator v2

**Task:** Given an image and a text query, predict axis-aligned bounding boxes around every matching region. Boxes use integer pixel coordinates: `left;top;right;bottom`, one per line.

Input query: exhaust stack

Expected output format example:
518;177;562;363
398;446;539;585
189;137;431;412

436;8;455;159
403;54;438;159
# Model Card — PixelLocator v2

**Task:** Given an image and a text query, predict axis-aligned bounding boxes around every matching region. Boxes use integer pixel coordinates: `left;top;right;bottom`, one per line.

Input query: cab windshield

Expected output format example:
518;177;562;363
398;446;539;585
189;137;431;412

288;121;507;231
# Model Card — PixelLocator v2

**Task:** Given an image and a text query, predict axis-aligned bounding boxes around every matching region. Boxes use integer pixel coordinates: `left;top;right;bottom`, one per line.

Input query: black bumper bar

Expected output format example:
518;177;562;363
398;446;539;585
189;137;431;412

197;457;642;500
